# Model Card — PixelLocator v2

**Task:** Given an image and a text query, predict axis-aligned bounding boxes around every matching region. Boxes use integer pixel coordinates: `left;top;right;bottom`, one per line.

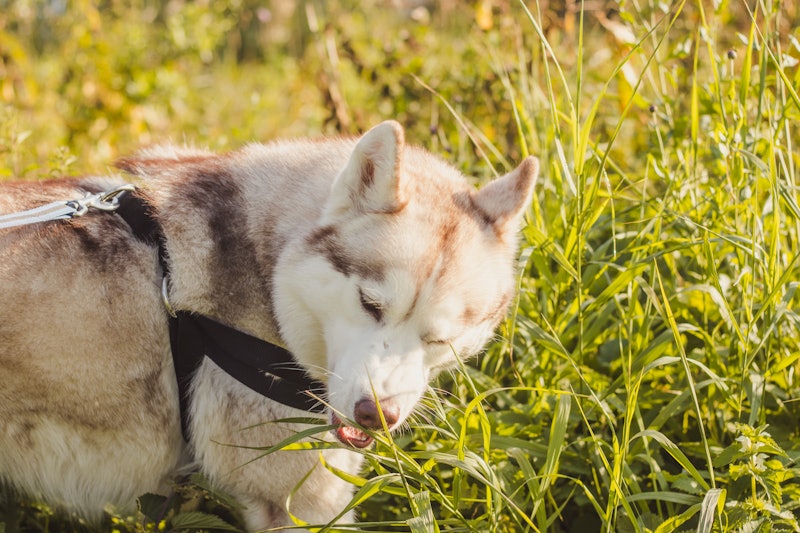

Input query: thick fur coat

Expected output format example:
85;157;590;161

0;121;537;530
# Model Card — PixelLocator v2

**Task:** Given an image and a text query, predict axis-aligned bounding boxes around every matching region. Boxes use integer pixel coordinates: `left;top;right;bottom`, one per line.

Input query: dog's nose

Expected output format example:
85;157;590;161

354;398;399;429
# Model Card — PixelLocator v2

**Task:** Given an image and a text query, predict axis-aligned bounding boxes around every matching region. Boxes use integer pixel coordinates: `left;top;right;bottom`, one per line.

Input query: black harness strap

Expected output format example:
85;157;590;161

115;191;326;441
170;312;327;415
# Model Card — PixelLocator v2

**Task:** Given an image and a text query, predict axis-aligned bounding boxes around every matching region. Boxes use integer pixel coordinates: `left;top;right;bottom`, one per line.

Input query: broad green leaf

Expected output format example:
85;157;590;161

170;511;241;532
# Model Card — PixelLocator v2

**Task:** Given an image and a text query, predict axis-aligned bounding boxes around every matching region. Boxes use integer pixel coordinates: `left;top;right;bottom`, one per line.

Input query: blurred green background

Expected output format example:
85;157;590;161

1;0;548;176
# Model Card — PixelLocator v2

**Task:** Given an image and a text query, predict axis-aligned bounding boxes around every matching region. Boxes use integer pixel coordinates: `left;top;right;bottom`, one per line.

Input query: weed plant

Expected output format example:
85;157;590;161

1;0;800;531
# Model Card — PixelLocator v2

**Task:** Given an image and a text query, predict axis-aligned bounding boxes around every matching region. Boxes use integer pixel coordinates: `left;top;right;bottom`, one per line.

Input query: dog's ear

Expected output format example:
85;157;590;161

472;156;538;235
326;121;407;217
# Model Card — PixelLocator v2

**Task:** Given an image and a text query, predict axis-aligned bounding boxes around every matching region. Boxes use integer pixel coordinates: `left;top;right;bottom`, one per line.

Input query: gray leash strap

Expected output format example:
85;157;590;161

0;184;135;230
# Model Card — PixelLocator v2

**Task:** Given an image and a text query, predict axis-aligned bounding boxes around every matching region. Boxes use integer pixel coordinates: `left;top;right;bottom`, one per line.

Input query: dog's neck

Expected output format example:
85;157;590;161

143;176;297;346
115;189;328;439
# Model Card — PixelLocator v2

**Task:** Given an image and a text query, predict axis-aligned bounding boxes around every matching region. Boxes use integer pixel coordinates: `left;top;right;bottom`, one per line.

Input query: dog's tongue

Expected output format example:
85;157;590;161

332;415;373;448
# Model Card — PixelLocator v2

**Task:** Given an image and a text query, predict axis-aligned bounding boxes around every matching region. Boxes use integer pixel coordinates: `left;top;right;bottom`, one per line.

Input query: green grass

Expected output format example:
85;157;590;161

2;0;800;531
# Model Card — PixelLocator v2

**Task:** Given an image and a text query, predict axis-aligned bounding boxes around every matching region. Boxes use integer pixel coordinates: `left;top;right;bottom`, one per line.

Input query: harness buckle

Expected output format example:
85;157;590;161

83;184;137;212
162;276;177;318
0;183;137;230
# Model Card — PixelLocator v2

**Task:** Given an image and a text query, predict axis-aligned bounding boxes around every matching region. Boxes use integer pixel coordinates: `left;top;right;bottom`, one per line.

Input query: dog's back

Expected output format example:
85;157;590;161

0;178;184;515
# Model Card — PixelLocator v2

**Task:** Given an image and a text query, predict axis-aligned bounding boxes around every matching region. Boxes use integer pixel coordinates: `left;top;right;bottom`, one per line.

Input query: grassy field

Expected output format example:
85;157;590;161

2;0;800;531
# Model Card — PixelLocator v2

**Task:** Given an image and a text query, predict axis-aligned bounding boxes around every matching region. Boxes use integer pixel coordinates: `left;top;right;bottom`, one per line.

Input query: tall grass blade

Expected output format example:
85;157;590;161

406;491;438;533
695;489;725;533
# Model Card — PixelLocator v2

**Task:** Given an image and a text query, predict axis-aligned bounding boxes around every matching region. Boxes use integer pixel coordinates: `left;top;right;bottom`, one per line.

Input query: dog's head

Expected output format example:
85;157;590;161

274;121;537;447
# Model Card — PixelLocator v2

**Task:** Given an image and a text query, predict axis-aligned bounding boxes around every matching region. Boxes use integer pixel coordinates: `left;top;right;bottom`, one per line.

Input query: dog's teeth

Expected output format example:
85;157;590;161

335;426;373;448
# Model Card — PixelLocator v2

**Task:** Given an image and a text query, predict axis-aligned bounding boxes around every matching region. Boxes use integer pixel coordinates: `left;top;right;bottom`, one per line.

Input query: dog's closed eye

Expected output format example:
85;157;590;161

358;288;383;322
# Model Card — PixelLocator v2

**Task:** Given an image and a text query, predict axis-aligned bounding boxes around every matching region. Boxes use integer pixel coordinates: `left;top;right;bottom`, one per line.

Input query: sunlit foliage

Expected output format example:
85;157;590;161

2;1;800;531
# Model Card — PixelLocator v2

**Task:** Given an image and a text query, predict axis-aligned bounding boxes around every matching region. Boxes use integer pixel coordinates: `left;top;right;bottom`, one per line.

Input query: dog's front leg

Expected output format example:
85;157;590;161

254;445;361;528
233;447;360;532
190;364;362;532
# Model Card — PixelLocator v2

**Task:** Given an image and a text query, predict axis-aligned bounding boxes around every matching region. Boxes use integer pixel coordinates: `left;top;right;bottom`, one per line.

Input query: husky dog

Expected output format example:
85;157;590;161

0;121;537;530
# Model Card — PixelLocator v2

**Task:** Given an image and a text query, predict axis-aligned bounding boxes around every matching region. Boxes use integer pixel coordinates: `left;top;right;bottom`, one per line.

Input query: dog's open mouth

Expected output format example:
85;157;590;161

331;414;373;448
